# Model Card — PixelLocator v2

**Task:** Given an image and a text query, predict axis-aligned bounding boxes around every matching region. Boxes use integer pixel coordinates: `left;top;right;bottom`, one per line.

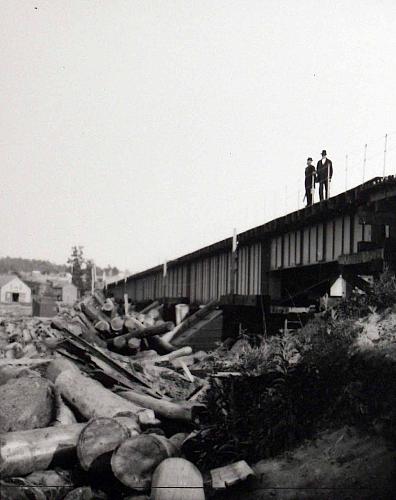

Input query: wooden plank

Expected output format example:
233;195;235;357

211;460;255;489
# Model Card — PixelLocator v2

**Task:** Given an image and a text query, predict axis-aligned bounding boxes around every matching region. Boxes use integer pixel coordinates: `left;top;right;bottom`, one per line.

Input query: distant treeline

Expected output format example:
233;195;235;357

0;256;120;277
0;257;67;275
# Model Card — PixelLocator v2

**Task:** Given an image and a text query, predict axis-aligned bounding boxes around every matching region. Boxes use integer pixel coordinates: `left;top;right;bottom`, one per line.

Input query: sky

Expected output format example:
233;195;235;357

1;1;396;272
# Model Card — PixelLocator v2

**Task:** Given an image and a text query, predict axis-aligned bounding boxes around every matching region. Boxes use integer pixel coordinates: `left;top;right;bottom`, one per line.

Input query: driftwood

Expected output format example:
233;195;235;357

111;434;178;491
118;390;204;422
162;300;218;343
0;423;85;477
151;457;205;500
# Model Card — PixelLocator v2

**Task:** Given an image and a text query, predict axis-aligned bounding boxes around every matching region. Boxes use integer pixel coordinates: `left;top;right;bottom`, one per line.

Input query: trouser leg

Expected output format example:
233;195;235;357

324;179;329;199
306;188;312;206
319;182;324;201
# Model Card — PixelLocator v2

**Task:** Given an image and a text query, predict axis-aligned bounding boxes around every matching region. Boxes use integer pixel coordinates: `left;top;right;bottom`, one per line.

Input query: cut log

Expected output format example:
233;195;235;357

125;316;145;332
148;335;177;355
118;390;205;422
81;302;109;325
111;434;178;491
137;409;161;429
210;460;254;489
0;423;85;477
111;317;124;333
95;320;111;335
77;417;131;471
46;357;79;383
169;433;189;450
151;457;205;500
93;291;105;307
158;346;193;363
127;337;141;355
162;300;218;343
76;314;107;347
55;368;142;428
53;387;77;426
112;336;127;350
108;322;174;349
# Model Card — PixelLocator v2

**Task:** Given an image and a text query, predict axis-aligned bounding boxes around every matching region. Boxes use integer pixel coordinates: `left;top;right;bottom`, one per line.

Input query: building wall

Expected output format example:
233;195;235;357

0;278;32;303
62;284;78;305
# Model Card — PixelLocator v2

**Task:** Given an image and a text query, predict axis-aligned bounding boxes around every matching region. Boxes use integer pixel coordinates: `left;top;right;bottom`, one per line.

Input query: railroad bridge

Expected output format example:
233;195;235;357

108;176;396;312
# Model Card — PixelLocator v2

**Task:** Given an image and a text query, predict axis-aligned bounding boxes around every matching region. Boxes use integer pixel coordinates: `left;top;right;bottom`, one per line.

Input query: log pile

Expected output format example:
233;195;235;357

1;293;244;499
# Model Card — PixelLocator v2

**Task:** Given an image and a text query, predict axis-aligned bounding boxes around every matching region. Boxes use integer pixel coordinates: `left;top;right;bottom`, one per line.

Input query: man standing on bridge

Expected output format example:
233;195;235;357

304;157;316;206
317;150;333;201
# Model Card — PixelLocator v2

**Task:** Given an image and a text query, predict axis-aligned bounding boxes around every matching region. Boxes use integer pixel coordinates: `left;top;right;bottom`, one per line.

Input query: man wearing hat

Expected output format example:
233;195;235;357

304;157;316;206
316;150;333;201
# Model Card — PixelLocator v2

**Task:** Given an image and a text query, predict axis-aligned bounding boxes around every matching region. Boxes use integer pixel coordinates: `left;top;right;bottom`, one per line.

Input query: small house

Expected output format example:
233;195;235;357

0;275;32;304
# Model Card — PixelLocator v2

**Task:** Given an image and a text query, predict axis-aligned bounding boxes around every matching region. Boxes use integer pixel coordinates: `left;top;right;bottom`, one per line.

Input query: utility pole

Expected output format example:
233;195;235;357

230;228;238;295
383;133;388;177
91;263;95;295
345;154;348;191
362;143;367;183
162;260;167;304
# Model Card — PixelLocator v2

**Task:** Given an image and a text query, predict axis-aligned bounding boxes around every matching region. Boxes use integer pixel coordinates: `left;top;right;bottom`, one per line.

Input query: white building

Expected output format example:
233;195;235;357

0;275;32;304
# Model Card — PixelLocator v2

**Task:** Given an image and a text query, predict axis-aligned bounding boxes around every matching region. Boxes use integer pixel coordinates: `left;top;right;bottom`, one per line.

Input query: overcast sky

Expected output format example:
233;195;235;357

1;1;395;272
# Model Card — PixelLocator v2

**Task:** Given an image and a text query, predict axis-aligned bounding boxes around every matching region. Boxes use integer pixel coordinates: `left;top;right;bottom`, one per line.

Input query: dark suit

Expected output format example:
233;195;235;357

305;165;316;206
316;158;333;200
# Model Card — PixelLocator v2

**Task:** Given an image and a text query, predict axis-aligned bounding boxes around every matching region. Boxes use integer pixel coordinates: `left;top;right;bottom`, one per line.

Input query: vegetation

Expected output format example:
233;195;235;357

187;271;396;470
0;257;66;275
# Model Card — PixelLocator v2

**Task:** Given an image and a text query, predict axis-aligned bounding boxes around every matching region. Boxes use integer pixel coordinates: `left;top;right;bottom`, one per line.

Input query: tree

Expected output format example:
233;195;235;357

85;259;94;294
67;246;85;292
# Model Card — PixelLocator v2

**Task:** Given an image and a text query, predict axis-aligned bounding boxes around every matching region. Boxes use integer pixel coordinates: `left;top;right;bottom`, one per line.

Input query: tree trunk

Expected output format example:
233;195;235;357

0;423;85;477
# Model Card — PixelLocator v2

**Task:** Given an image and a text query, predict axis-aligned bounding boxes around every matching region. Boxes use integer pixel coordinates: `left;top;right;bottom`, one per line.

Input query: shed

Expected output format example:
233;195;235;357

0;275;32;304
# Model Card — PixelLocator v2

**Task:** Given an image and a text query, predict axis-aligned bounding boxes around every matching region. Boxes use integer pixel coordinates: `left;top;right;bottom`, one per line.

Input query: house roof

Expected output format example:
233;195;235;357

0;274;20;288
